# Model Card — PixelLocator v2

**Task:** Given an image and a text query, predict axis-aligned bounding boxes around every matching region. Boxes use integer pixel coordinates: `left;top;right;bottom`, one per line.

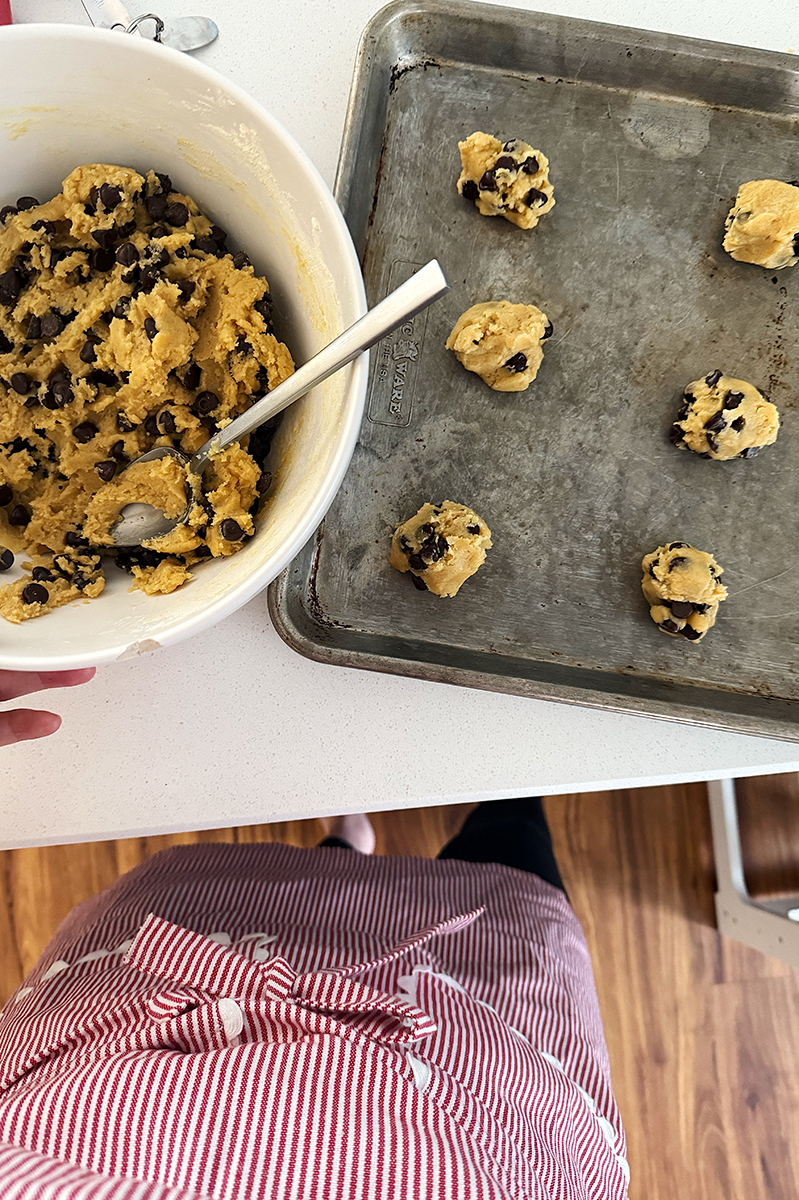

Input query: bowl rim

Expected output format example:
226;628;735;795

0;23;368;669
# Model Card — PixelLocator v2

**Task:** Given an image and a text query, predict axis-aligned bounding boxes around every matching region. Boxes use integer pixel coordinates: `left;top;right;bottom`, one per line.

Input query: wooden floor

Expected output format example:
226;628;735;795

3;779;799;1198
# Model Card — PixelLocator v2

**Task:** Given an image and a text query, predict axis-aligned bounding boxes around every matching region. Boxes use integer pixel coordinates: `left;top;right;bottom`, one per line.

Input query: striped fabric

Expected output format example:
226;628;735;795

0;843;629;1199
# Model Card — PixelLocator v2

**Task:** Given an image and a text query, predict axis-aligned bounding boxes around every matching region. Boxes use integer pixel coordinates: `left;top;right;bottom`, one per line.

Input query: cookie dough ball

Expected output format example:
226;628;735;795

669;370;779;461
389;501;492;597
457;132;555;229
446;300;552;391
723;180;799;269
641;542;727;642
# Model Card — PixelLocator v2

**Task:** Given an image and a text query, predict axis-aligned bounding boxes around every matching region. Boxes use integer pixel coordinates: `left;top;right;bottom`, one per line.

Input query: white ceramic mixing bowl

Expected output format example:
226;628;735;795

0;24;367;669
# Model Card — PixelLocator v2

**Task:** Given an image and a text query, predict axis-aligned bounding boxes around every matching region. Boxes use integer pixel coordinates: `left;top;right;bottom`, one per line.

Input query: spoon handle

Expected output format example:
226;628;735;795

190;259;449;474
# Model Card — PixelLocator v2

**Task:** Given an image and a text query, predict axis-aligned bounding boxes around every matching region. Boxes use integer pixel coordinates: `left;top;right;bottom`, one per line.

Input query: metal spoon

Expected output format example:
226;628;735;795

108;259;449;547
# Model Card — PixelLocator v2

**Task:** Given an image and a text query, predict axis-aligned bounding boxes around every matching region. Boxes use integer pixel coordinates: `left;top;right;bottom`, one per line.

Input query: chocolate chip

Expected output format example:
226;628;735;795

164;201;188;227
40;311;64;337
22;582;48;605
505;352;527;373
525;188;548;206
0;547;12;570
671;601;693;619
461;179;479;202
10;372;31;394
723;391;744;409
113;296;131;320
467;523;480;534
41;393;61;410
31;565;53;582
196;390;218;415
89;368;117;386
79;341;97;364
0;205;17;223
232;252;250;269
150;225;168;239
660;619;679;633
117;412;137;433
121;265;139;284
478;169;498;191
706;433;719;453
159;410;176;434
177;279;196;302
138;269;160;293
99;183;122;210
220;518;243;540
682;626;703;641
788;180;799;187
65;530;88;547
254;295;274;327
182;362;201;390
704;411;726;433
91;227;117;251
144;414;159;436
495;155;516;170
175;246;189;259
110;440;129;463
0;484;11;505
95;460;117;482
669;556;688;568
740;446;760;459
8;504;29;525
0;331;13;353
144;317;157;341
731;416;745;432
193;236;219;255
521;156;539;174
694;602;709;614
16;196;39;210
154;172;172;194
417;523;434;537
542;321;554;340
115;241;139;267
668;424;685;445
146;194;167;220
411;573;427;591
209;225;227;246
0;268;21;305
25;314;40;339
705;369;722;388
73;422;98;444
668;542;687;549
256;470;273;495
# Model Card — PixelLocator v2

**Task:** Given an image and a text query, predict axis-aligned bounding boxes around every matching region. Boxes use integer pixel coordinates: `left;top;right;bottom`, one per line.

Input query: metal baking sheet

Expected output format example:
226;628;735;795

269;0;799;741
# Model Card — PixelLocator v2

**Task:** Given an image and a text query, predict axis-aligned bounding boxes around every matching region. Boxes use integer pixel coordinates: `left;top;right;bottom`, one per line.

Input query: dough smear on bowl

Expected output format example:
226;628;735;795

0;164;294;622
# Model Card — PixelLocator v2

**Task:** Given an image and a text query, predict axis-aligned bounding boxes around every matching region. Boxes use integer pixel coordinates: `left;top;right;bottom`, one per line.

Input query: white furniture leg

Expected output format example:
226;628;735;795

709;777;799;967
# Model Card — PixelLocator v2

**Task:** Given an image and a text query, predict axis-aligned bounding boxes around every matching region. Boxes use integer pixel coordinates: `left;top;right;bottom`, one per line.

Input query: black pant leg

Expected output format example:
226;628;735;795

438;797;566;893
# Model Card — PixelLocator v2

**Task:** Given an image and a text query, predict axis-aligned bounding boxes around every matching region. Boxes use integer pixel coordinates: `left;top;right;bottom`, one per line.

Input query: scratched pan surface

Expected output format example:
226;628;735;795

269;0;799;740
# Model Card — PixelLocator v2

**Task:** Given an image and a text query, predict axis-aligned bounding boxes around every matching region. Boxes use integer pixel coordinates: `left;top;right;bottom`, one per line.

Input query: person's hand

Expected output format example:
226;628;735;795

0;669;95;747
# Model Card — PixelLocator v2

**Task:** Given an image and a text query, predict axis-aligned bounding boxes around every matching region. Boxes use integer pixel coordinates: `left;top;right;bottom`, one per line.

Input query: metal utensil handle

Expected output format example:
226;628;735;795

190;259;449;473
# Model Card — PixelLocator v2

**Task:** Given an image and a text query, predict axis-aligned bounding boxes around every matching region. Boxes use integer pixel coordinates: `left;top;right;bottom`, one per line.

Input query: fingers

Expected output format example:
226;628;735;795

0;708;61;748
0;668;95;703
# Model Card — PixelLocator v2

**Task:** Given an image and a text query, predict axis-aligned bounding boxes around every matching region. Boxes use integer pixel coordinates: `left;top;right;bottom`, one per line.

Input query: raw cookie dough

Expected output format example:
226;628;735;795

669;370;779;461
0;164;294;621
446;301;552;391
389;501;492;597
723;180;799;269
641;542;727;642
457;132;555;229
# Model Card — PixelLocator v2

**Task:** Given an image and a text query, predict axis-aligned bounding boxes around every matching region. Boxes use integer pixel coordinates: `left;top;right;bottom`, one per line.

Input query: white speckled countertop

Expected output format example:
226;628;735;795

3;0;798;850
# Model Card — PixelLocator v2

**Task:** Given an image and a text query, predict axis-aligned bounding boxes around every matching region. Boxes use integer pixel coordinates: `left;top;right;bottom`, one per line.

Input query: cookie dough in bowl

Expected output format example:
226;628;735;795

0;164;295;623
669;370;779;460
389;501;492;597
446;301;552;391
641;542;727;642
0;23;367;668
